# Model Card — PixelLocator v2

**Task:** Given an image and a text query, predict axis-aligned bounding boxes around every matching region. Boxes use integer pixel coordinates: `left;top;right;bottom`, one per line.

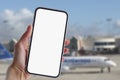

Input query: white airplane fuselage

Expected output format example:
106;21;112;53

61;56;117;72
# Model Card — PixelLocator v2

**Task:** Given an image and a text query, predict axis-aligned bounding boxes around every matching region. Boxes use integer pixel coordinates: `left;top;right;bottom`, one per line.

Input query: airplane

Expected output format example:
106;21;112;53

0;43;13;63
61;56;117;73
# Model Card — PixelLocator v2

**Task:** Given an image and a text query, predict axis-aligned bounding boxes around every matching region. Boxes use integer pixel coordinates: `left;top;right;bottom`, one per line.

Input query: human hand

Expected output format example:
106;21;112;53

7;25;32;80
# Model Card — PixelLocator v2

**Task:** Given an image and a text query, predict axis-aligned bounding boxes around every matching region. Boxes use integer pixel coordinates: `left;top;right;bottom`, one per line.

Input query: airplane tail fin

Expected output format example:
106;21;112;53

0;43;13;59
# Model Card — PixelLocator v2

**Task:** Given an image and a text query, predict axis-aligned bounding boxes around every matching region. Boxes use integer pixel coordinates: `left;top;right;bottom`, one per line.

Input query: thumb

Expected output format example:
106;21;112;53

19;25;32;42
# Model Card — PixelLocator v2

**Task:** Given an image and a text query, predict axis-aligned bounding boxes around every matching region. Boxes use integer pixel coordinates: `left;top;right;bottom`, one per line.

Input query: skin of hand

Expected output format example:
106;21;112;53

6;25;32;80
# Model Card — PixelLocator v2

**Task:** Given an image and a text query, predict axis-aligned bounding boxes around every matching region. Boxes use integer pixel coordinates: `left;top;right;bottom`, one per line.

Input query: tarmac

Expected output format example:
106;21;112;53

0;54;120;80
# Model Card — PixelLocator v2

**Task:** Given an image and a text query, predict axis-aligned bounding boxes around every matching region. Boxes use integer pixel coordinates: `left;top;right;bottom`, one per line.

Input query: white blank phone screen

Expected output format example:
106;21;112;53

27;8;67;77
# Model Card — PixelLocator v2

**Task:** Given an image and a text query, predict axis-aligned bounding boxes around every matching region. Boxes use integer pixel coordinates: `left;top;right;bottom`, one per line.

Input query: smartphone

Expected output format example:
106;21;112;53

26;7;68;77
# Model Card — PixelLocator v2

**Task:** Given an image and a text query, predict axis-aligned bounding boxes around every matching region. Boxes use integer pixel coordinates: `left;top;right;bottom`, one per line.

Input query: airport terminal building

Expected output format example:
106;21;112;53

67;36;120;56
79;36;120;54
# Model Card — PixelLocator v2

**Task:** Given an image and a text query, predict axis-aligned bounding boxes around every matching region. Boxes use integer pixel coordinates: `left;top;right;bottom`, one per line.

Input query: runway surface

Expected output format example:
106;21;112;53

0;54;120;80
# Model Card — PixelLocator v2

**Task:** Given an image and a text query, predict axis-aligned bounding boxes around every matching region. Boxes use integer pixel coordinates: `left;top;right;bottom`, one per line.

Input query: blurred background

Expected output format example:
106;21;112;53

0;0;120;80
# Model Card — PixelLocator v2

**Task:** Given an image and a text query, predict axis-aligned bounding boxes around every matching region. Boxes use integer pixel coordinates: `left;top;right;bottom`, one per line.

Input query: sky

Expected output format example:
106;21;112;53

1;0;120;41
